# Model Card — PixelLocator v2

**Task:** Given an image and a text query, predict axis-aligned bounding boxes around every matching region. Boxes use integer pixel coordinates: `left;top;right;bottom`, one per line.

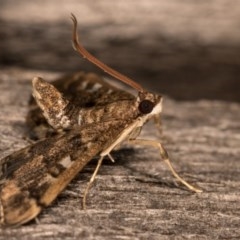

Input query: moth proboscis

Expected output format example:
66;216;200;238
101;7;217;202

0;14;202;227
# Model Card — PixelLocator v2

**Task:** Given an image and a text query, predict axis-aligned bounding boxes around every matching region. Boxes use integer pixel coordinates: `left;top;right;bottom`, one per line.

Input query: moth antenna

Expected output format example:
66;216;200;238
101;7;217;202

71;13;144;92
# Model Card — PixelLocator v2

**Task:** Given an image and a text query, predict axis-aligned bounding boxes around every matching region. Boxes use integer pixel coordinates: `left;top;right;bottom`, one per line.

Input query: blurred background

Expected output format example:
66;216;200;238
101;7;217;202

0;0;240;102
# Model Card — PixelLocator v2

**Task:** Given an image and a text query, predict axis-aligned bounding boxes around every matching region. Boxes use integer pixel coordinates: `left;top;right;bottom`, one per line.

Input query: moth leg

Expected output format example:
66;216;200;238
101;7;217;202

22;136;36;144
153;115;162;135
107;153;115;163
0;199;4;225
34;217;40;225
82;156;104;209
128;139;202;193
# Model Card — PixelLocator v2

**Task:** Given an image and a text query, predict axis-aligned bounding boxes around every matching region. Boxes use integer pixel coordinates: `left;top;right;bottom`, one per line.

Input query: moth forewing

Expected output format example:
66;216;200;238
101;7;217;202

32;77;72;130
27;72;136;141
0;115;138;226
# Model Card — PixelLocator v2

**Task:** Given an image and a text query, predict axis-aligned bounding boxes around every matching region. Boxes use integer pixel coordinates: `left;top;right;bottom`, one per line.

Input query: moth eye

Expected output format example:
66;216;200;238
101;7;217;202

138;100;154;114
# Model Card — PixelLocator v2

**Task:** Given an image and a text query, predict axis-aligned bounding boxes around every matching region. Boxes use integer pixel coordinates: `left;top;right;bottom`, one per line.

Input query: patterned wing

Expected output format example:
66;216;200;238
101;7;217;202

26;71;134;140
0;117;129;226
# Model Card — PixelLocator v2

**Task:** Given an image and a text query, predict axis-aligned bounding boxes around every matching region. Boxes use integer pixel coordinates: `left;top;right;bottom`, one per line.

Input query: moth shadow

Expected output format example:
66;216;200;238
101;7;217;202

75;147;187;192
110;148;189;191
108;147;137;165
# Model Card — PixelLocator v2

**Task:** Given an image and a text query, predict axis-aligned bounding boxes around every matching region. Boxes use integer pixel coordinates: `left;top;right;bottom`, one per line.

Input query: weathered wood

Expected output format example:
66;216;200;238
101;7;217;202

0;68;239;239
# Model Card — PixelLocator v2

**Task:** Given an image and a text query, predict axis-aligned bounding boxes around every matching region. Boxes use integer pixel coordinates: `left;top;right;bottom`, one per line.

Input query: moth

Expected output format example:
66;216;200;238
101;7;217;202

0;14;202;227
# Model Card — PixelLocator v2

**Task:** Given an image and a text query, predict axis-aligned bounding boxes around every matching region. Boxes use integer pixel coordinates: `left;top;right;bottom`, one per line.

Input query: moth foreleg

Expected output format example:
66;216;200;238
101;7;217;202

128;139;202;193
82;155;104;209
82;153;117;209
107;153;115;163
153;115;163;135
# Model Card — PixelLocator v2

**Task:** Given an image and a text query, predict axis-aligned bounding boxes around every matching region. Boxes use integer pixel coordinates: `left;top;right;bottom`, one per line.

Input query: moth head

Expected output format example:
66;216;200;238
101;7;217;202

137;91;163;117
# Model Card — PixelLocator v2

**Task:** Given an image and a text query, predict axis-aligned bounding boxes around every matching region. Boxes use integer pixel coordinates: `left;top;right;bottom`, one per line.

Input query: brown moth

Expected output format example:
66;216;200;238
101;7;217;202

0;14;202;227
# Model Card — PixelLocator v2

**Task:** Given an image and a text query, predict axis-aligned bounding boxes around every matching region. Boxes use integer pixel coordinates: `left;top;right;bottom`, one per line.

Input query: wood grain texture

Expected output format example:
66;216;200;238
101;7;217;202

0;68;239;239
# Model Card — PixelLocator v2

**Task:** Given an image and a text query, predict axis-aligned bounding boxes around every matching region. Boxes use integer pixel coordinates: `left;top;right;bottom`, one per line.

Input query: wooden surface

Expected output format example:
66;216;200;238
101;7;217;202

0;68;239;239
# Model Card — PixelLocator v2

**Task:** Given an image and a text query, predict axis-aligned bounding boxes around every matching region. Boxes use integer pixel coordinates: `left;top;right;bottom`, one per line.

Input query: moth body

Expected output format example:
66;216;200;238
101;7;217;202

0;14;201;227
